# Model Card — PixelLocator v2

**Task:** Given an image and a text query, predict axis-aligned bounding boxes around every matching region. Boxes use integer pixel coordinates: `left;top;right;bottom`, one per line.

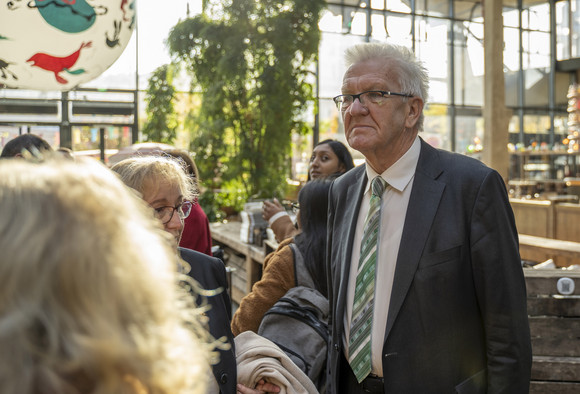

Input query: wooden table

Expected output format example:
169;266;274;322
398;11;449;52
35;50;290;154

520;234;580;268
210;221;266;304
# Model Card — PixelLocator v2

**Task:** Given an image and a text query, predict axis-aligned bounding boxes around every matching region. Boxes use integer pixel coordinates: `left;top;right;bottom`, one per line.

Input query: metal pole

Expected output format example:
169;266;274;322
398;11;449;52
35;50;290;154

449;0;456;152
549;0;556;148
60;91;72;149
100;127;106;163
314;55;320;146
133;7;139;143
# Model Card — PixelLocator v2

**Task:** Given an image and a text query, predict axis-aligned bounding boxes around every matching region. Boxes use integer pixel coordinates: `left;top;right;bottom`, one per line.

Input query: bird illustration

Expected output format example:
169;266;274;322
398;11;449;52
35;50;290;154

26;41;92;84
0;59;18;80
106;20;122;48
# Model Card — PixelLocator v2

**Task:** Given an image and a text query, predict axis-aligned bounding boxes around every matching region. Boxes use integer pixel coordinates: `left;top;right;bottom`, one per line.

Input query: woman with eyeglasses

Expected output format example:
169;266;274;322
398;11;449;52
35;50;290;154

165;148;214;256
262;139;355;243
111;155;279;394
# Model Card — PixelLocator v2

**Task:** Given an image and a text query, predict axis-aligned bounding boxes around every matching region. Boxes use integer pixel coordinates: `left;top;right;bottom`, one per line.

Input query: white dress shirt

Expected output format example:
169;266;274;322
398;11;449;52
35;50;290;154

344;136;421;376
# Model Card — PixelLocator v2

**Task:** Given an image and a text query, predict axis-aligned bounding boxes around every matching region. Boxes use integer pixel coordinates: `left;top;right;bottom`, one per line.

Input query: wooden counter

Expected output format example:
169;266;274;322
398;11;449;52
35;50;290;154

520;234;580;268
210;221;266;305
510;198;580;242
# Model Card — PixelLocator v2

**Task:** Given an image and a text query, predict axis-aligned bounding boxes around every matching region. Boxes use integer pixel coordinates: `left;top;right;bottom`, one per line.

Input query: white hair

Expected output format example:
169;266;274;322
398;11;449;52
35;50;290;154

345;42;429;130
110;154;197;202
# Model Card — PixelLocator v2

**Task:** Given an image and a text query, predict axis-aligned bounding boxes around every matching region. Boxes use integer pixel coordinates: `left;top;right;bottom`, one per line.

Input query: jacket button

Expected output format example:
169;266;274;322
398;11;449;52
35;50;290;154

334;344;340;351
220;373;228;384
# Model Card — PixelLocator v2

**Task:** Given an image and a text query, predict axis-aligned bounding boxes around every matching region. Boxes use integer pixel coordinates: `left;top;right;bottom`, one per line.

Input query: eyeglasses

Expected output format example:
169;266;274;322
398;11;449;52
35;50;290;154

154;200;193;224
291;202;300;214
333;90;413;111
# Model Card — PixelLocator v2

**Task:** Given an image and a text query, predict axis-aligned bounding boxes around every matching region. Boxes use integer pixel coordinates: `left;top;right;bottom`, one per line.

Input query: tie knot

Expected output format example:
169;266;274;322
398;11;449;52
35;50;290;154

371;176;386;198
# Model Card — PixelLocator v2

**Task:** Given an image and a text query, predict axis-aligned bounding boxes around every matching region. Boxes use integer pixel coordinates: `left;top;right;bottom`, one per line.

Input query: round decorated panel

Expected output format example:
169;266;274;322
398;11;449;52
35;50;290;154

0;0;136;91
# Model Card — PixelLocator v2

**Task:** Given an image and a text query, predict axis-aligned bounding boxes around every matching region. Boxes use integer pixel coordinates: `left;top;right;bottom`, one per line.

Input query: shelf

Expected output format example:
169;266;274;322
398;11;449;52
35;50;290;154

511;150;580;156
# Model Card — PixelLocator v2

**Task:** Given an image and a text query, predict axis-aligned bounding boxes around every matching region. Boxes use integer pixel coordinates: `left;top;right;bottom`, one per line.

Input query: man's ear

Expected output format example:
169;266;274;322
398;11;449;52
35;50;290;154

405;97;424;129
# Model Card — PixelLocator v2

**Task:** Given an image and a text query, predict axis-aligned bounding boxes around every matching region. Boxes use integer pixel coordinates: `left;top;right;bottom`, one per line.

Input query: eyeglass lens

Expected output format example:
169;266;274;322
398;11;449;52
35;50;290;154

157;201;193;224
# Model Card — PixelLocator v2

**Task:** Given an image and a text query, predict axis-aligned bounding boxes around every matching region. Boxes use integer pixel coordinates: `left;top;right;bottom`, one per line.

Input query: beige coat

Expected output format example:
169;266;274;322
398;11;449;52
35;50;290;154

235;331;319;394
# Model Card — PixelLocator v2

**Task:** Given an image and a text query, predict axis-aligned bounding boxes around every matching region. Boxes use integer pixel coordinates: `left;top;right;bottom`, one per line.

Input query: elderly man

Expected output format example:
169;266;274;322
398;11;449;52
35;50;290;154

326;42;531;393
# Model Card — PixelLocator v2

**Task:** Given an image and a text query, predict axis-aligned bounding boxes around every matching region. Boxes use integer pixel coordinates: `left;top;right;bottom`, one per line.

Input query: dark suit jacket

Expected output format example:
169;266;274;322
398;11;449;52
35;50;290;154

326;139;532;393
179;247;236;394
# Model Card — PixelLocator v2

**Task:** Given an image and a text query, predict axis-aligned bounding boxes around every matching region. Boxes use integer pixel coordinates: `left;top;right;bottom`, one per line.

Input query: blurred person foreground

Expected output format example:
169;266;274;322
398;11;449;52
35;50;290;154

0;157;213;394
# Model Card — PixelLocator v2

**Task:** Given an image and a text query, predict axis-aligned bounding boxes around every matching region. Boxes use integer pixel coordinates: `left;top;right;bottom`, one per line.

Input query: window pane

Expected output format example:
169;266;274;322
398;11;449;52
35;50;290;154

522;3;550;32
524;68;549;106
416;18;450;104
556;1;570;60
322;5;363;35
370;0;385;10
385;15;413;46
416;0;448;17
504;26;520;73
503;6;519;29
371;12;387;38
505;69;519;108
351;9;369;36
423;104;451;151
385;0;411;14
523;31;550;70
454;21;483;106
72;125;131;162
319;9;344;34
455;114;483;154
318;32;367;99
72;126;101;152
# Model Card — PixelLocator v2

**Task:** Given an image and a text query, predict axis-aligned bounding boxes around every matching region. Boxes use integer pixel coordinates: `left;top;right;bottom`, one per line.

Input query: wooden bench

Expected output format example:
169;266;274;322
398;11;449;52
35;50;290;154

526;269;580;393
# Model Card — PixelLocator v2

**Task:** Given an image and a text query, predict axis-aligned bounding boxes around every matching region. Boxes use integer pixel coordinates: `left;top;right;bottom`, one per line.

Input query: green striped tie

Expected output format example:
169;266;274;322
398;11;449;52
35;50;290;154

349;176;387;383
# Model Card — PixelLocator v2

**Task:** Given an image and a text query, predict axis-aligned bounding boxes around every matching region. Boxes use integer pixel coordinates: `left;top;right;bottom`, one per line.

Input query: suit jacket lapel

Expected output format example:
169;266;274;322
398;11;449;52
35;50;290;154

384;139;445;342
337;166;367;334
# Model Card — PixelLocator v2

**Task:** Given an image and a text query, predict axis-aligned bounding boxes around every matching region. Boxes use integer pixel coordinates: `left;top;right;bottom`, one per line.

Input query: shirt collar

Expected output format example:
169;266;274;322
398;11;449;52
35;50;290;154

364;136;421;194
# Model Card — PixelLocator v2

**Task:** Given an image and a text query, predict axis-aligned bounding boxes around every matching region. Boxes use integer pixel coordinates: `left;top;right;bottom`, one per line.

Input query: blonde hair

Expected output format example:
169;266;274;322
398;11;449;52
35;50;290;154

0;158;211;394
110;155;197;202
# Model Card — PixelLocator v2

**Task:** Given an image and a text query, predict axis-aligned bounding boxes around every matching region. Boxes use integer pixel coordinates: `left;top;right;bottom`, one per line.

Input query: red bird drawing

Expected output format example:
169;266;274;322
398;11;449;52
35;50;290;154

27;42;92;84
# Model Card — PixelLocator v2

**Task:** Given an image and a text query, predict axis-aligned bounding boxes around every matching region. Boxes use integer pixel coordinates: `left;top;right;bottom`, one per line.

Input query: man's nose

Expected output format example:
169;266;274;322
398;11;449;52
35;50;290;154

347;97;368;115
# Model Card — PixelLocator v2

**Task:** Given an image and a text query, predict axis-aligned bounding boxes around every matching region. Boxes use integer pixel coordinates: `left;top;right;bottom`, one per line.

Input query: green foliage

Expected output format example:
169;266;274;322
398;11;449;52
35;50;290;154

198;179;247;222
167;0;325;215
142;65;178;143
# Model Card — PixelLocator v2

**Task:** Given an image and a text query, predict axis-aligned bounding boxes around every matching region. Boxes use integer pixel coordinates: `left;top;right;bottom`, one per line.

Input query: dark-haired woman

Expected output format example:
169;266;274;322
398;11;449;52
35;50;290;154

262;140;354;243
232;178;332;335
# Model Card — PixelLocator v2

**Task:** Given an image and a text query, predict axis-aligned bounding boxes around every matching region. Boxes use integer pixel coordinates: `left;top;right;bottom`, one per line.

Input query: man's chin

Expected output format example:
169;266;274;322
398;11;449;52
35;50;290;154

348;137;372;154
